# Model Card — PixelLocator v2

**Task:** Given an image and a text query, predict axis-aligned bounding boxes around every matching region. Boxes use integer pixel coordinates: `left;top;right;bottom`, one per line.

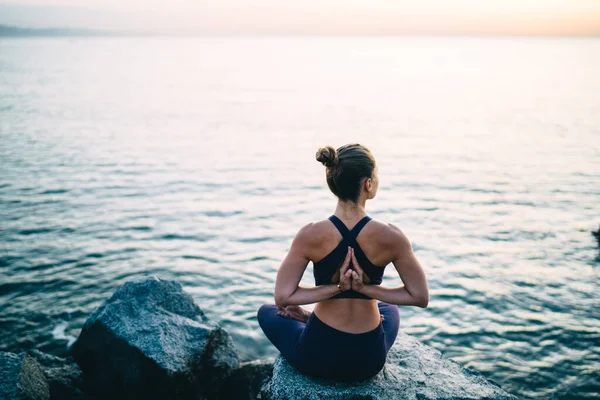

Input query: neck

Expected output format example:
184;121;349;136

334;199;367;221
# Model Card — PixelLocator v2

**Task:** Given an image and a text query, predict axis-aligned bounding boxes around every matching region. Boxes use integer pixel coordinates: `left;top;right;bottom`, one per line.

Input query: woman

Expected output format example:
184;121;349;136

257;143;429;382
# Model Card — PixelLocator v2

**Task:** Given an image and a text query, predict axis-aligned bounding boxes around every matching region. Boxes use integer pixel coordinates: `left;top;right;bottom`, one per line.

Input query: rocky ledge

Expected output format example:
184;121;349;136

0;277;516;399
260;336;515;400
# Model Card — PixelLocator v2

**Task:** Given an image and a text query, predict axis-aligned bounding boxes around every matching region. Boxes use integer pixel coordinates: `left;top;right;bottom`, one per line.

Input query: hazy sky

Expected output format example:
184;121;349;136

1;0;599;35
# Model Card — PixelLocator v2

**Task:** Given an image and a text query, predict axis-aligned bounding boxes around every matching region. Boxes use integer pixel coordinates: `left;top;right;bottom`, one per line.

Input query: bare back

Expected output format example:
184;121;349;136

305;217;400;333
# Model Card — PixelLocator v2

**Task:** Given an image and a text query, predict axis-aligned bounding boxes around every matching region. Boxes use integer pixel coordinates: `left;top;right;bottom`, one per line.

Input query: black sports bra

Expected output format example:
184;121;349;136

313;215;386;299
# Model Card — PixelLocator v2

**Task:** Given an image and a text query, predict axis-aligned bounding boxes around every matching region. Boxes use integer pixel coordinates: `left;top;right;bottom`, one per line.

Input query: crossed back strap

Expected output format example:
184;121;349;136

328;215;371;247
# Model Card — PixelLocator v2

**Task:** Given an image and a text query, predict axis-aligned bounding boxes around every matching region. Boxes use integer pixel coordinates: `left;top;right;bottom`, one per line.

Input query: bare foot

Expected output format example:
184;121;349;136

277;305;311;323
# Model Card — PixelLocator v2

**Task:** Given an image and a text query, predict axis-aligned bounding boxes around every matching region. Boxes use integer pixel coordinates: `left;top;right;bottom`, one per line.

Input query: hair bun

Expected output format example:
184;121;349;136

316;146;339;168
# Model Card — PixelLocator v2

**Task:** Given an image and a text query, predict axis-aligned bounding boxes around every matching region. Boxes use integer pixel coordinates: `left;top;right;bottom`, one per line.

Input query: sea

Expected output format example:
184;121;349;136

1;36;599;399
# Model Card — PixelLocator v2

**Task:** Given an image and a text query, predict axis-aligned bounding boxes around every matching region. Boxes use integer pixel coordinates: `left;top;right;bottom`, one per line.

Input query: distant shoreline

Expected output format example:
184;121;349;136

0;25;131;37
1;25;599;38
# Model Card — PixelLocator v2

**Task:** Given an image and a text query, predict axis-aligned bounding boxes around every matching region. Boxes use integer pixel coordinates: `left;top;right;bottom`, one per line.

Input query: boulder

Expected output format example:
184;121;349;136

219;358;274;400
0;352;50;400
70;276;239;400
26;350;84;400
259;333;517;400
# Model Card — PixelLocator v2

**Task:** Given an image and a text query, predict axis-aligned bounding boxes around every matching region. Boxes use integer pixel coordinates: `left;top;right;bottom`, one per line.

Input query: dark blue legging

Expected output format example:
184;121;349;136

257;302;400;381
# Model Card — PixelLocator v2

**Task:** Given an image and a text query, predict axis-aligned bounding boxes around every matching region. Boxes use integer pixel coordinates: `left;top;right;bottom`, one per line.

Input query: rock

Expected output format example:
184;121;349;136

259;333;517;400
70;276;239;400
26;350;84;400
0;352;50;400
219;358;274;400
592;225;600;244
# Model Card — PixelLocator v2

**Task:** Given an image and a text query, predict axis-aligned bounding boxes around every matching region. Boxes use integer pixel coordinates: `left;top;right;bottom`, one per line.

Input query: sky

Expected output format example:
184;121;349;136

1;0;599;35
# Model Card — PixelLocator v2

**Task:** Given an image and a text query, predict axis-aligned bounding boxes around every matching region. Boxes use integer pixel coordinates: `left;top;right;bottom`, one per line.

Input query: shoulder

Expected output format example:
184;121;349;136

292;220;335;247
366;220;412;251
387;223;412;245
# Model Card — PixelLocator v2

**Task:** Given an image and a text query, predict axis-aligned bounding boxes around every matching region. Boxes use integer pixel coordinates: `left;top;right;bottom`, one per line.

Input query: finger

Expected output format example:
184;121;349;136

351;248;364;274
339;246;352;275
350;248;370;283
342;266;353;281
345;270;353;282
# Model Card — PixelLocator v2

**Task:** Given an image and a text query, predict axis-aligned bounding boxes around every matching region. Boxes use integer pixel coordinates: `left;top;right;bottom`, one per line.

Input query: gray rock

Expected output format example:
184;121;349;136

26;350;84;400
219;358;274;400
70;276;239;400
259;333;517;400
0;352;50;400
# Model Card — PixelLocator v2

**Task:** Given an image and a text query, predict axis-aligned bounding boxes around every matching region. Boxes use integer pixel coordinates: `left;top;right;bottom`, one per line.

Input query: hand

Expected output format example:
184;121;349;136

350;248;365;293
338;246;353;292
277;305;311;323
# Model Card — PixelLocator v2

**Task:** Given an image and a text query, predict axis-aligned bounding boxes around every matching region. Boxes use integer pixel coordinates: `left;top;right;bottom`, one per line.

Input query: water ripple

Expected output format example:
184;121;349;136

1;36;599;399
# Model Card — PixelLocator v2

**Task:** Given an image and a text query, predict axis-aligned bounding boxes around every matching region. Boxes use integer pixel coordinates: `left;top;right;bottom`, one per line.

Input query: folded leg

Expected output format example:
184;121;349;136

257;304;306;366
378;302;400;353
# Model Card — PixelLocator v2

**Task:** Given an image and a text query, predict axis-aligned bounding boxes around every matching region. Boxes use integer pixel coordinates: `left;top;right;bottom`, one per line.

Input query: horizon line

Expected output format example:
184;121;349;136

1;25;599;38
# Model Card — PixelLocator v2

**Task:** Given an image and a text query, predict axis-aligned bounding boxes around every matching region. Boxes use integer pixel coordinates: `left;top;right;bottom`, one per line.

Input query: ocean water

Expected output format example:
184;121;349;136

1;37;599;399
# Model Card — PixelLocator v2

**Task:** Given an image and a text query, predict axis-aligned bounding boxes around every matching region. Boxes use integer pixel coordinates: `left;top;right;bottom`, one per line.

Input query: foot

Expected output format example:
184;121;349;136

277;305;311;323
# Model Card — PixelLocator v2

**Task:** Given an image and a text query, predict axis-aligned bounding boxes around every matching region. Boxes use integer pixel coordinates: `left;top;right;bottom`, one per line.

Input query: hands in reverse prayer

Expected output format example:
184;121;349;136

277;246;383;323
336;246;369;291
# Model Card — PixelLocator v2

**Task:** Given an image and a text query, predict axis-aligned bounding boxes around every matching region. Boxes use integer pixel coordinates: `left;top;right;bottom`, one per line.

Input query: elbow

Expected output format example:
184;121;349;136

275;298;288;308
411;288;429;308
274;286;297;308
274;293;288;308
406;286;429;308
417;292;429;308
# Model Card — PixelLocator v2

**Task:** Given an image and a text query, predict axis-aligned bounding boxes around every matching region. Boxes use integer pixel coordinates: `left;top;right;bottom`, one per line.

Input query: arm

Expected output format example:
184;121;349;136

274;224;348;307
354;225;429;308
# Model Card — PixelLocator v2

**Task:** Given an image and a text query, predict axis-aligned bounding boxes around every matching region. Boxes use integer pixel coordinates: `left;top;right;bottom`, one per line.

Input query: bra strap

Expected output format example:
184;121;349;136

328;215;351;238
328;215;371;241
350;216;371;237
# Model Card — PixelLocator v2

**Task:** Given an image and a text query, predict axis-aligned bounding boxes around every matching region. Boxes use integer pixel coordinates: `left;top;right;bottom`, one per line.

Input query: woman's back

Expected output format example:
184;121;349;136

300;214;403;333
307;214;396;272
